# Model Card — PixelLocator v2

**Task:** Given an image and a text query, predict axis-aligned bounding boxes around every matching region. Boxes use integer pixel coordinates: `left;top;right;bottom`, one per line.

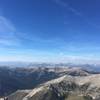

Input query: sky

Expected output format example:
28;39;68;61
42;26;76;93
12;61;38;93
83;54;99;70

0;0;100;63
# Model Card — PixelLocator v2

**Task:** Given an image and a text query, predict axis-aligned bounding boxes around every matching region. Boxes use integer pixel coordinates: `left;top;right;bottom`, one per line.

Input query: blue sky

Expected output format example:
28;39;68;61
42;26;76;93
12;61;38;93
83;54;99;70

0;0;100;63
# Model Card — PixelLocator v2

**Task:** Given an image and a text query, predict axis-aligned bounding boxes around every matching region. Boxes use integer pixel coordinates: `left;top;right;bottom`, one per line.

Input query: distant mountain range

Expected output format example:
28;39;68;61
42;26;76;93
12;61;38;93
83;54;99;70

0;62;100;72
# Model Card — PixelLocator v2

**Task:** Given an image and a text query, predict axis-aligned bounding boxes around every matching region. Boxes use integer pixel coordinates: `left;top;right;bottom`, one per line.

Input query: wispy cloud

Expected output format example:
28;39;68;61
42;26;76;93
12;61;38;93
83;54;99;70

54;0;82;16
0;16;15;33
54;0;100;30
0;16;20;46
0;16;65;50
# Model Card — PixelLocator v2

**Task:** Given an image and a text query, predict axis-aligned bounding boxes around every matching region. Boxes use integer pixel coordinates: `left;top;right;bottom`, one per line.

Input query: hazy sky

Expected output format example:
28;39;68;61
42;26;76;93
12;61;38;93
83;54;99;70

0;0;100;63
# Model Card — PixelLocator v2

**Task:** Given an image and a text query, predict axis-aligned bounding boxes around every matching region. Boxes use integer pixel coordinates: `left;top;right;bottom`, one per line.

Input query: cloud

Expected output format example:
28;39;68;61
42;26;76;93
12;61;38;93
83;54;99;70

0;16;20;46
0;16;15;33
54;0;100;30
0;16;65;50
54;0;82;16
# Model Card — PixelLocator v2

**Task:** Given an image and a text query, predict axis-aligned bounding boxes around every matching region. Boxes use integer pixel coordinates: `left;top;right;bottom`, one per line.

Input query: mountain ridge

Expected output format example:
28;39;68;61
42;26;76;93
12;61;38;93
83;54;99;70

8;74;100;100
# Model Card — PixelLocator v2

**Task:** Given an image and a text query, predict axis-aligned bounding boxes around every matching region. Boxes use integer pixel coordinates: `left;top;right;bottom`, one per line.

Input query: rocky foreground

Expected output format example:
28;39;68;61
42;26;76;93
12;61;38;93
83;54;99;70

8;74;100;100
